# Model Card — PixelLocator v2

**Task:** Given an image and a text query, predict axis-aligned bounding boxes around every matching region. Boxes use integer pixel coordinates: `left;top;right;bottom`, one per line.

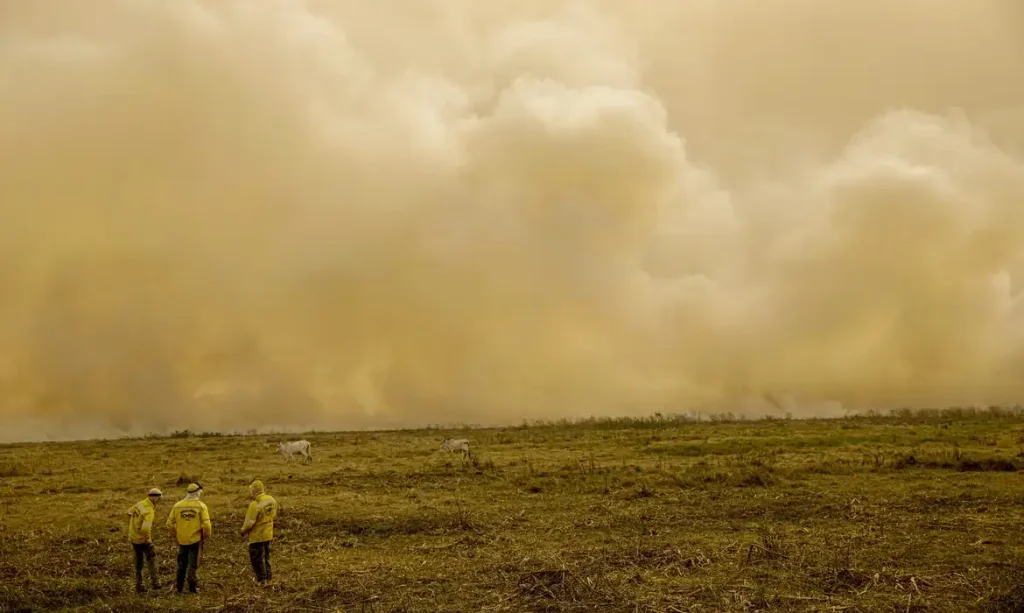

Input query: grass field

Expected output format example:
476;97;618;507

1;408;1023;613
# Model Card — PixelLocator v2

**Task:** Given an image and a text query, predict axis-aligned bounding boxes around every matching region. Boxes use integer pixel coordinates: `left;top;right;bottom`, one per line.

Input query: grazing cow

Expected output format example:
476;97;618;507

440;438;471;459
277;440;313;464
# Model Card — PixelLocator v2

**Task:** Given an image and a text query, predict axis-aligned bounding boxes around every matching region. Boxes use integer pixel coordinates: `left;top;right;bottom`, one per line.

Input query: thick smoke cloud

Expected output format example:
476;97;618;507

1;0;1022;441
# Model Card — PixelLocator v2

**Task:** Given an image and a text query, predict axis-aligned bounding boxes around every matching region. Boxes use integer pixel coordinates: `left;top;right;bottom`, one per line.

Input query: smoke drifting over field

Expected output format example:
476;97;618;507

1;0;1022;441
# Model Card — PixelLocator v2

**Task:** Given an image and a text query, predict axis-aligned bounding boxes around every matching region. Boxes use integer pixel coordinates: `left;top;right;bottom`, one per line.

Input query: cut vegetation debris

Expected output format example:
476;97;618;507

0;407;1022;612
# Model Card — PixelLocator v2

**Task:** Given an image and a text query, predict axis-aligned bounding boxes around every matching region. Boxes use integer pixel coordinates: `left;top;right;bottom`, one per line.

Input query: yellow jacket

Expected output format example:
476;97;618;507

166;498;212;545
241;493;277;543
127;498;157;544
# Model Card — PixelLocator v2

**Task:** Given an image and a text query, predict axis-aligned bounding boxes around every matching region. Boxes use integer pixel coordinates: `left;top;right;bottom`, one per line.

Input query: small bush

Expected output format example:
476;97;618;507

957;458;1018;472
737;468;774;487
632;484;656;499
892;454;919;470
0;462;31;478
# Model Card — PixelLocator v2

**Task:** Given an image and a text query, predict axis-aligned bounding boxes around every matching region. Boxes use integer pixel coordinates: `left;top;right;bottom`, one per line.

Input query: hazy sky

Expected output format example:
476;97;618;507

1;0;1022;441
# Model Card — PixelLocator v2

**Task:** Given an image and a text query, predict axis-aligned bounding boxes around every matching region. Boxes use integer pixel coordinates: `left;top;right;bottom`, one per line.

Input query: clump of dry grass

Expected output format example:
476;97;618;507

0;461;31;478
0;407;1021;612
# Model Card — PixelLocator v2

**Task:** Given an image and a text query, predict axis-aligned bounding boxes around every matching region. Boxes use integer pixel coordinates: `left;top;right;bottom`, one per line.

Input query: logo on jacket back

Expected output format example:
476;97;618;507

180;510;198;520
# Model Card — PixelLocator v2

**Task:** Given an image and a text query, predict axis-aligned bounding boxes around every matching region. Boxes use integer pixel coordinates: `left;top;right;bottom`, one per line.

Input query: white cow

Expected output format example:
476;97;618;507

440;438;471;459
277;440;313;464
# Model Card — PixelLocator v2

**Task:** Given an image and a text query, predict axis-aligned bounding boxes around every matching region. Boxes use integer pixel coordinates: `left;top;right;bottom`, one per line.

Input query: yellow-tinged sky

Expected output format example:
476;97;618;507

1;0;1023;440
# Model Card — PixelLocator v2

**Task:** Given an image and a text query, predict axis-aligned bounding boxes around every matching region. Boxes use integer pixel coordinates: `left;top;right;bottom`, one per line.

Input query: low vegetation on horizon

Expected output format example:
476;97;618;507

1;407;1022;612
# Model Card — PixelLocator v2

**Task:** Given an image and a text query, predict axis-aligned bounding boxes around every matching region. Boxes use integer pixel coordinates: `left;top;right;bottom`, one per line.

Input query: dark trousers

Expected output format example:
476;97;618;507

175;543;202;593
248;540;272;583
131;543;159;587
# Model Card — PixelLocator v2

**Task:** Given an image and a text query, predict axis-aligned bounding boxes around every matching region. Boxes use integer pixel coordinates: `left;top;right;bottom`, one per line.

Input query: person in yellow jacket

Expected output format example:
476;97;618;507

127;488;163;592
165;482;212;594
239;479;277;585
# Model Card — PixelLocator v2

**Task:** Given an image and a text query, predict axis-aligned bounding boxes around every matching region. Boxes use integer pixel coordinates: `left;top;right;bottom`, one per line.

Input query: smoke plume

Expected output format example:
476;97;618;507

1;0;1023;440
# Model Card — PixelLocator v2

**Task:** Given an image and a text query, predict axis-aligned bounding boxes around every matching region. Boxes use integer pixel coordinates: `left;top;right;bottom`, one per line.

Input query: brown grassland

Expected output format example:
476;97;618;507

1;407;1023;613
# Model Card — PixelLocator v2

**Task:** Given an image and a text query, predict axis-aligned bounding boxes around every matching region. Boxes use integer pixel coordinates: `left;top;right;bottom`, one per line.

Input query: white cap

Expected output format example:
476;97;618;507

148;488;163;496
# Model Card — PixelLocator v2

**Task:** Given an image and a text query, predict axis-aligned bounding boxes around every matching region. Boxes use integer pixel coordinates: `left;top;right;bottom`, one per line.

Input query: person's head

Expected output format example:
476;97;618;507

186;482;203;499
147;488;163;503
248;479;265;500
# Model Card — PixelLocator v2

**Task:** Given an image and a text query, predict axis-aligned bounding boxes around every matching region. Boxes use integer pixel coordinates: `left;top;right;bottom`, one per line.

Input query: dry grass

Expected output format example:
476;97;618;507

1;408;1023;612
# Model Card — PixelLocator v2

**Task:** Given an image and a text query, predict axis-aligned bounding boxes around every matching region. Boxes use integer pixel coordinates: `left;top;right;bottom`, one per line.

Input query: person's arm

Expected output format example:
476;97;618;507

240;501;258;537
140;505;155;542
166;507;177;543
201;504;213;540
